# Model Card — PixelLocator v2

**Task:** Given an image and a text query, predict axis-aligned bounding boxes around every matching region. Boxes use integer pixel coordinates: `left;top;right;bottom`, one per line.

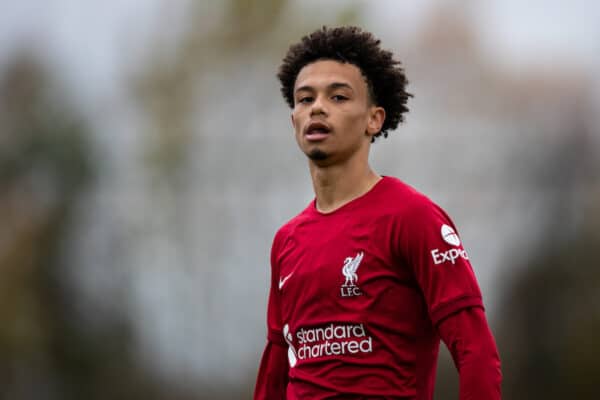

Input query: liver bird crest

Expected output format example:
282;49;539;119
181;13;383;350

342;251;364;287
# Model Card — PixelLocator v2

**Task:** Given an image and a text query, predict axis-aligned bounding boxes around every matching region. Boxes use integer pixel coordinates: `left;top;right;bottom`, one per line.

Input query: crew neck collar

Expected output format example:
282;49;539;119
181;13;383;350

310;176;388;216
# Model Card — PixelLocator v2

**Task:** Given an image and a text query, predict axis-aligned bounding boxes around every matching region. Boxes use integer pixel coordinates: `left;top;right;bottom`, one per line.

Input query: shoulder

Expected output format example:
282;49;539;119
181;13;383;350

379;176;441;216
379;178;459;246
271;201;314;249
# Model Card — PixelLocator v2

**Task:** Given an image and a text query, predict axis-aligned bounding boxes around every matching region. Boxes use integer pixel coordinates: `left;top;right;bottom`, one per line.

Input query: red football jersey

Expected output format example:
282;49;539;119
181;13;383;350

266;176;484;399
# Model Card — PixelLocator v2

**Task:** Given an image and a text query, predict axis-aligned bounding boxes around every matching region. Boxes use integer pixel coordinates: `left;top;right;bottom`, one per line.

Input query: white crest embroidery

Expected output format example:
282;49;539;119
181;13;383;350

341;251;364;297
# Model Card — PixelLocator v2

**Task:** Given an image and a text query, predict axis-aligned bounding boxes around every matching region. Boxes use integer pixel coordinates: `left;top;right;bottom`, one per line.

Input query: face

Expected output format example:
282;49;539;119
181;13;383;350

291;60;385;166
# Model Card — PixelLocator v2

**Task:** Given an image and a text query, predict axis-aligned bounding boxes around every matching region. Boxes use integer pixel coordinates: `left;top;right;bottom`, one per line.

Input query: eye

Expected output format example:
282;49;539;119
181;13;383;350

332;94;348;102
297;96;313;104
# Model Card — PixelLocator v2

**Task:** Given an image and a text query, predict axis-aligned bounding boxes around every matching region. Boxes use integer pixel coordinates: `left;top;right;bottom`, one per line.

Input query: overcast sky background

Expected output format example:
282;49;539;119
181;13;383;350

2;0;599;105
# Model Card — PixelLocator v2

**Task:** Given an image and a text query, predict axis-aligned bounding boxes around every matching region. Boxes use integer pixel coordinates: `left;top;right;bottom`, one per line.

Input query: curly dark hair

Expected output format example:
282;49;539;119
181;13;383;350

277;26;411;141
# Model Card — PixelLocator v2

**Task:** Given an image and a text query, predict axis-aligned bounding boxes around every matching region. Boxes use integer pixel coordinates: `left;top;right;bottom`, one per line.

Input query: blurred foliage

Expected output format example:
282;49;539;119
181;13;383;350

498;201;600;399
494;112;600;399
134;0;288;182
224;0;287;45
0;53;195;400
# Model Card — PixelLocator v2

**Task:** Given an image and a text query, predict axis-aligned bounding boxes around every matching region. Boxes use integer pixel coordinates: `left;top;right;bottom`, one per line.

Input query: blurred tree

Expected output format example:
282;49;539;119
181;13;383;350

0;51;96;399
0;52;197;400
496;117;600;399
498;207;600;399
133;0;289;183
224;0;287;46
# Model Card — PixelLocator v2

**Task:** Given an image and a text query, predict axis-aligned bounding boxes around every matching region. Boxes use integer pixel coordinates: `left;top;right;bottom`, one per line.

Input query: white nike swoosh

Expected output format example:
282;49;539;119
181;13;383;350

278;272;294;290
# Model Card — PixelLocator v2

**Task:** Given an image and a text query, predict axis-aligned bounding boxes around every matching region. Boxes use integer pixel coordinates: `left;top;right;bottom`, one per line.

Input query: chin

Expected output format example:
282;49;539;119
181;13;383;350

307;149;329;161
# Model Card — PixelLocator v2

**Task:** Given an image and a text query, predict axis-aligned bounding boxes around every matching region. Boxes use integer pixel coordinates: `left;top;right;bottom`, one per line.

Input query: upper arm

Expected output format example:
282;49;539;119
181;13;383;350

266;230;286;345
398;199;483;325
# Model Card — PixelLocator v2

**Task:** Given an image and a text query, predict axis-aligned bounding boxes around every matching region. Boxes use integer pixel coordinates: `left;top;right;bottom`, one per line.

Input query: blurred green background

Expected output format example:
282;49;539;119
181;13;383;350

1;1;599;399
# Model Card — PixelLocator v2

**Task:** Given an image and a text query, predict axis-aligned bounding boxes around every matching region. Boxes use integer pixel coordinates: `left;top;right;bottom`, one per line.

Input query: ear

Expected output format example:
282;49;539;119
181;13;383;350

366;106;386;137
291;113;295;126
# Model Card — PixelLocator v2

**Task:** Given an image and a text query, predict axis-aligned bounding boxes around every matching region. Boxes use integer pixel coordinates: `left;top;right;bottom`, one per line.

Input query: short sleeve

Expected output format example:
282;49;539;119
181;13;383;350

266;231;286;346
398;198;483;326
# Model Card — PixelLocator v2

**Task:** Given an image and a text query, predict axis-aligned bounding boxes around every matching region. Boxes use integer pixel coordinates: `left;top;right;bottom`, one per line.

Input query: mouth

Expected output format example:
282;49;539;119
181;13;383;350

304;121;331;141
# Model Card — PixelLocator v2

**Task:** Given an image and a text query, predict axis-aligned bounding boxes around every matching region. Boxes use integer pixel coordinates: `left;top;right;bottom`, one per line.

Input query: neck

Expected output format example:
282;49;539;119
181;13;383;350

309;156;381;213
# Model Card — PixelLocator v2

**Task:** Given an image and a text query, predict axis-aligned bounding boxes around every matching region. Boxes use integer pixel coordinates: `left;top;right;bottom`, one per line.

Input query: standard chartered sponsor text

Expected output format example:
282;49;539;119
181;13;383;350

294;323;373;360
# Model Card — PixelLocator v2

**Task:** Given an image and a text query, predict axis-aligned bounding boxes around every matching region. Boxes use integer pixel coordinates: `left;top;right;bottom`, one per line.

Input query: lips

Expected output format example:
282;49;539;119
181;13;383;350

305;121;331;141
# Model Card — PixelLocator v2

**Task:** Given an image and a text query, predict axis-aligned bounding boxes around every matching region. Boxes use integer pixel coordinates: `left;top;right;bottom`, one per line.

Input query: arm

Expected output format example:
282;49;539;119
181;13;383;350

254;232;289;399
437;307;502;400
254;339;289;400
398;198;499;397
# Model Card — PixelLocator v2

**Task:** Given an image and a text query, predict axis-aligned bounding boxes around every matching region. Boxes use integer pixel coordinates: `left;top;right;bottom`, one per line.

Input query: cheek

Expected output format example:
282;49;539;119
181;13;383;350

341;109;369;132
291;111;304;136
291;110;299;128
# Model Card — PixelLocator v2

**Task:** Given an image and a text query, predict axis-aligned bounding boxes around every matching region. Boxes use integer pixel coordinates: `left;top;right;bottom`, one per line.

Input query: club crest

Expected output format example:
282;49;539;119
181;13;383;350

341;251;364;297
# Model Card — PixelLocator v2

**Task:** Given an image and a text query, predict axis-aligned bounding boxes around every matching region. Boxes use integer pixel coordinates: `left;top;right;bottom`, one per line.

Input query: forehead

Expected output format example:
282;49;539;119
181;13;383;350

294;59;367;92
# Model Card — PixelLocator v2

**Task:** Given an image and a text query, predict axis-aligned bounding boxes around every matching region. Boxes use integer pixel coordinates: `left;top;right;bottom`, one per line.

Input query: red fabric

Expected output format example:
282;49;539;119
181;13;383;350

254;340;289;400
437;307;502;400
255;177;496;398
254;235;289;399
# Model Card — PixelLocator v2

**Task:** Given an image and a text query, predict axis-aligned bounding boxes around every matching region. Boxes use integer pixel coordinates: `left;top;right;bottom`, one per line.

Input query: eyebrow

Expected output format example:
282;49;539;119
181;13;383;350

295;82;354;94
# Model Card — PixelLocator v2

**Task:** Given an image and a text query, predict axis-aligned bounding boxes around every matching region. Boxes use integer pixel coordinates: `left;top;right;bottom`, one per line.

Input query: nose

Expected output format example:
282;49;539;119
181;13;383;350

310;95;327;117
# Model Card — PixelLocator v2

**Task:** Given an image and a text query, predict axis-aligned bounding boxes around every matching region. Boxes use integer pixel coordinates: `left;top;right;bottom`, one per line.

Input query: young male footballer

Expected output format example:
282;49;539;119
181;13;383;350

254;26;502;399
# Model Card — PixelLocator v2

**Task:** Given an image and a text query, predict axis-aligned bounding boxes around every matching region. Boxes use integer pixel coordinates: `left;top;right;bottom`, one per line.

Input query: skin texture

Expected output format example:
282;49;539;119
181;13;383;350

291;60;386;213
